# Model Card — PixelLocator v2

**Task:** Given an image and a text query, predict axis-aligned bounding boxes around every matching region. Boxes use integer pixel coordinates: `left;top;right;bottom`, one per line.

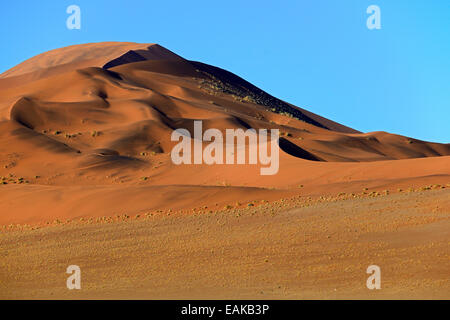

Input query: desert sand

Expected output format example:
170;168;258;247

0;42;448;299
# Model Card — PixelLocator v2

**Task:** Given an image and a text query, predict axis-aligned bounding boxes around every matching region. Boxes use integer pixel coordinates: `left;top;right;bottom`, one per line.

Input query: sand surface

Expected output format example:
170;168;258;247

1;188;448;299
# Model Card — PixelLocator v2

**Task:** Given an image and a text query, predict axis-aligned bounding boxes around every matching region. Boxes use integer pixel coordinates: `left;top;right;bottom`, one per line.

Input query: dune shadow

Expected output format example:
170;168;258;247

278;138;323;161
11;127;77;154
78;151;145;170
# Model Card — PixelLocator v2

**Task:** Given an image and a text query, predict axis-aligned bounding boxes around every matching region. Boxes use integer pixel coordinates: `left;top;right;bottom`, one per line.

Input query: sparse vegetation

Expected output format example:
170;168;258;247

194;69;323;127
242;95;256;103
0;174;29;185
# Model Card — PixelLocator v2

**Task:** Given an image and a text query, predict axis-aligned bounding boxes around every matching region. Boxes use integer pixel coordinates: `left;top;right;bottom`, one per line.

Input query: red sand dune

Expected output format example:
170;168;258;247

0;42;449;225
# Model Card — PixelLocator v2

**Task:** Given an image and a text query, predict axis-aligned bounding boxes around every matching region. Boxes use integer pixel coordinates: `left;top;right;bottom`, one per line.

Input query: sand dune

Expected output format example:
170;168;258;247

0;41;449;225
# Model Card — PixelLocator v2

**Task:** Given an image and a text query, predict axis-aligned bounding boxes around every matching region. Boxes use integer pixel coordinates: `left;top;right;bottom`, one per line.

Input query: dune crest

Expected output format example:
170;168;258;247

0;42;184;79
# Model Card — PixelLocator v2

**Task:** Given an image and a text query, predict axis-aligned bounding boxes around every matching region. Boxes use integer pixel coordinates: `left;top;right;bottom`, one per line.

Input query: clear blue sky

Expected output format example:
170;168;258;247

1;0;449;142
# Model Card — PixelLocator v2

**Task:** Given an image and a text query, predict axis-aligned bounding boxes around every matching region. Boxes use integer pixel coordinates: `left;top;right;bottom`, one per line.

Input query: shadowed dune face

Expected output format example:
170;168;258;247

0;42;449;224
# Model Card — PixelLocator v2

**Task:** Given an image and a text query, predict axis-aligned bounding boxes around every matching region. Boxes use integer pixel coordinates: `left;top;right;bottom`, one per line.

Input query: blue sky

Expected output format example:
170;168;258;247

1;0;449;142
